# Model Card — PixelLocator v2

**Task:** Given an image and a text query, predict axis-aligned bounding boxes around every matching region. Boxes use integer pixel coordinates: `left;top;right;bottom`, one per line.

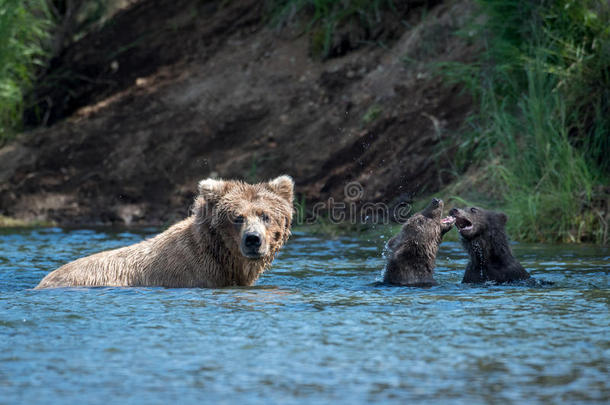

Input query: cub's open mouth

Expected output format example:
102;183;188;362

441;216;455;224
455;216;473;231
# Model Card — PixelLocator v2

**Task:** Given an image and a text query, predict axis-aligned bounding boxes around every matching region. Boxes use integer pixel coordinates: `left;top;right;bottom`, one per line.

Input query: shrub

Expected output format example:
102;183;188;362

0;0;51;142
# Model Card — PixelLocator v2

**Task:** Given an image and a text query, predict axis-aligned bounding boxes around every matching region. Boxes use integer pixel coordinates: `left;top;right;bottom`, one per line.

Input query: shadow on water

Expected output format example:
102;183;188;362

0;227;608;404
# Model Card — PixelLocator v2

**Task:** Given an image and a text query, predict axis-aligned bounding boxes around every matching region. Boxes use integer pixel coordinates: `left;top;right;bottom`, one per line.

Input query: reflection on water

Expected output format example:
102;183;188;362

0;227;608;404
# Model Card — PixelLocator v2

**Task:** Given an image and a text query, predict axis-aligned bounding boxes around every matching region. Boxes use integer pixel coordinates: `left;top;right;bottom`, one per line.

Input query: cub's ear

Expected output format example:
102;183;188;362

198;178;227;204
497;212;508;226
267;175;294;203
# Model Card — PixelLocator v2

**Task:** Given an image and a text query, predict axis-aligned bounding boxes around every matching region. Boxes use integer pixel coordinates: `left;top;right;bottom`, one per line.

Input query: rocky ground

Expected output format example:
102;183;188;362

0;0;476;226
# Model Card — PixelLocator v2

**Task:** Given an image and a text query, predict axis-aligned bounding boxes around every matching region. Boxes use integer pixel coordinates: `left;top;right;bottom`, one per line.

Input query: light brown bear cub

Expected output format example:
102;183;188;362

383;198;454;287
36;176;294;289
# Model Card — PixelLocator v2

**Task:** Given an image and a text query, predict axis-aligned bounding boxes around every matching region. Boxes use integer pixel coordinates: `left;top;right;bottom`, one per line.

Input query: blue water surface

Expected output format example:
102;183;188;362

1;227;609;404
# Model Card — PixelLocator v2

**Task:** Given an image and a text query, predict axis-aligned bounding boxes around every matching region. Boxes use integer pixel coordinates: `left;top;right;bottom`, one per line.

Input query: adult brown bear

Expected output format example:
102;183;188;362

36;176;294;288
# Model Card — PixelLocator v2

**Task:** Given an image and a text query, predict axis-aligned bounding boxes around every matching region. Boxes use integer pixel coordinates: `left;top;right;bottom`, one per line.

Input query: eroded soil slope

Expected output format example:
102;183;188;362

0;0;475;225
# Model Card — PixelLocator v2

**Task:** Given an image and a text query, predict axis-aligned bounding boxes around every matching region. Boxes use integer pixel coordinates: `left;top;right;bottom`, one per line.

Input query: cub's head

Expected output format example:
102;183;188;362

387;198;454;252
195;175;294;260
448;206;508;240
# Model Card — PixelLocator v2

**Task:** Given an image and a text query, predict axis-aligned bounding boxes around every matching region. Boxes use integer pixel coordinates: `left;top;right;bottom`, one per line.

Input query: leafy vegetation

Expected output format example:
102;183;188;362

0;0;51;142
439;0;609;243
267;0;396;57
361;104;383;124
0;214;54;227
0;0;124;143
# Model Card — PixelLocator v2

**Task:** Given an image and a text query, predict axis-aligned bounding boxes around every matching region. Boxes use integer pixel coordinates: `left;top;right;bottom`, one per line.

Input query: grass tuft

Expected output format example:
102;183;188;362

266;0;396;57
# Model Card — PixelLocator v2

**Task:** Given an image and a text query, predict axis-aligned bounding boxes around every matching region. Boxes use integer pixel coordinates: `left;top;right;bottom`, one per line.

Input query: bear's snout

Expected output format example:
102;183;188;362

241;231;266;259
245;232;262;249
449;208;475;235
422;197;444;219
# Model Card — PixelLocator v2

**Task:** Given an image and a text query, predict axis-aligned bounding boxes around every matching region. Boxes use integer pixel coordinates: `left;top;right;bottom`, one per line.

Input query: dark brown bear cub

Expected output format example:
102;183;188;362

449;206;531;283
383;198;455;287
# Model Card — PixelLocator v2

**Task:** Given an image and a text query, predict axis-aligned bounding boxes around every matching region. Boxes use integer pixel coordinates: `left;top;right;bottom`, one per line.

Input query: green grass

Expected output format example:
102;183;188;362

361;104;383;124
437;0;609;244
267;0;396;57
0;214;54;228
0;0;127;140
0;0;51;143
479;63;602;242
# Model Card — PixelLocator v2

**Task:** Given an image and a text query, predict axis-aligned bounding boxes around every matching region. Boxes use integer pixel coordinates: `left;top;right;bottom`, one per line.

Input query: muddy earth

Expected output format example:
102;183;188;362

0;0;475;225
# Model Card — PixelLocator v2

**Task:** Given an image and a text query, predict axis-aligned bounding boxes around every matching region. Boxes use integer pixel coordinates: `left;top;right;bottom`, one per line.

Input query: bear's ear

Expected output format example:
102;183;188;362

497;212;508;226
267;175;294;203
198;178;227;204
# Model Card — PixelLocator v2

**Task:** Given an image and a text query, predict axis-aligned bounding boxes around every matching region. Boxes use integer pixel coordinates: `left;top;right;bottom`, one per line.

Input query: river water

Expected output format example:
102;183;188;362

1;227;608;404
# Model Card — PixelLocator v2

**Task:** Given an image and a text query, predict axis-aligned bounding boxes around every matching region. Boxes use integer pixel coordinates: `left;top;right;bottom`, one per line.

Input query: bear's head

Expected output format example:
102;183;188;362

387;198;454;252
448;206;508;240
195;175;294;260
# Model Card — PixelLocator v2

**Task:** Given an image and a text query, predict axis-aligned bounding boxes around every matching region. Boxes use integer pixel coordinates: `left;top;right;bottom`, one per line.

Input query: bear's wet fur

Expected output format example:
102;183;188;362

449;206;531;284
383;198;454;287
36;176;294;288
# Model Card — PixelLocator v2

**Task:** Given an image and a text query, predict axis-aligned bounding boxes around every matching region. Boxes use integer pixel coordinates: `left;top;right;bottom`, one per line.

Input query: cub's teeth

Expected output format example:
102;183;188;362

459;224;473;232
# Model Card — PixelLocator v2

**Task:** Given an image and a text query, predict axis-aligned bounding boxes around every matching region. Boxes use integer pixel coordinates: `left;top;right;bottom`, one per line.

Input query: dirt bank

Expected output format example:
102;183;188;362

0;0;475;226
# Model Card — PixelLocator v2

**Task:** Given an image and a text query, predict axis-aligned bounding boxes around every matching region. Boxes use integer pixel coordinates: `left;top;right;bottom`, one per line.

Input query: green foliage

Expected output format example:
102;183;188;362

482;63;602;242
0;0;51;142
479;0;610;172
362;104;382;124
0;0;125;141
438;0;609;243
0;214;54;227
267;0;395;57
294;194;307;225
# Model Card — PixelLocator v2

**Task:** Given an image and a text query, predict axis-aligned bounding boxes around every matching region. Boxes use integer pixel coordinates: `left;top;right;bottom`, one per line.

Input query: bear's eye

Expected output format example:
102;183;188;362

261;213;270;223
234;215;245;224
470;207;478;213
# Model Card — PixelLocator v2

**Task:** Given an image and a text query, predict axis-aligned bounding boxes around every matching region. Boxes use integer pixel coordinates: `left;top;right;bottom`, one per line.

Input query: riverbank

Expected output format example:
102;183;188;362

0;0;607;243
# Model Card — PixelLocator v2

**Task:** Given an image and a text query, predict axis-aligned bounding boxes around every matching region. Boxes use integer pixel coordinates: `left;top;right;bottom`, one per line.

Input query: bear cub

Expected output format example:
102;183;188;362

449;206;531;283
383;198;455;287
